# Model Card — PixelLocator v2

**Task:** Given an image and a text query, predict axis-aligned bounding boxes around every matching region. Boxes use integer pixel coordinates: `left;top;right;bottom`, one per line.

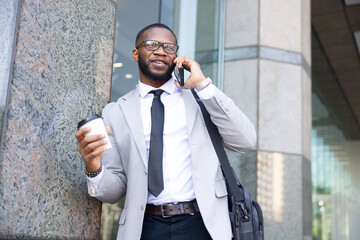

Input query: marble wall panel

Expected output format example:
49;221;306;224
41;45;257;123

225;0;259;48
260;0;302;52
0;0;116;239
302;68;312;161
257;151;304;240
302;0;311;66
223;59;258;126
258;59;302;154
227;150;258;199
302;157;312;240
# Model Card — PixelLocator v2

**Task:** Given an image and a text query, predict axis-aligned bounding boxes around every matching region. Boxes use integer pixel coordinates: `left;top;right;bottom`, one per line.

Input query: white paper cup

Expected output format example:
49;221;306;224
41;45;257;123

78;115;112;150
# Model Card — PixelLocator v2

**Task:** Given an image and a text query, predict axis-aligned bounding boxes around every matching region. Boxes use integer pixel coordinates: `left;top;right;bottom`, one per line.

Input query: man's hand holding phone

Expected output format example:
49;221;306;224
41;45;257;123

173;56;208;90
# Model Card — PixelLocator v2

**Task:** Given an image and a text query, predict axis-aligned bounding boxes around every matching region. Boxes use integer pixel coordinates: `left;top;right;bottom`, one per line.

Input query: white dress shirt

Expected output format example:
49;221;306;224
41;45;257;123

87;77;215;205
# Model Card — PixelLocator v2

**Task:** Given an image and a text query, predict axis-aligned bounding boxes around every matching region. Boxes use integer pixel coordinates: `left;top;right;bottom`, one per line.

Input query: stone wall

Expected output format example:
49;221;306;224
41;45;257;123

0;0;117;239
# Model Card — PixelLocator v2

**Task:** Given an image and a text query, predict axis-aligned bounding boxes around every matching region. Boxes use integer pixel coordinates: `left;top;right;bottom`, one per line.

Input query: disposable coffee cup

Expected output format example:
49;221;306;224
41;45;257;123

77;114;112;150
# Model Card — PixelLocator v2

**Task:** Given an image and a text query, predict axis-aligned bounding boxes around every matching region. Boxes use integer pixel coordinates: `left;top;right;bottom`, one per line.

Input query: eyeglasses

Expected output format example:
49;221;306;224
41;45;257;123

136;40;178;54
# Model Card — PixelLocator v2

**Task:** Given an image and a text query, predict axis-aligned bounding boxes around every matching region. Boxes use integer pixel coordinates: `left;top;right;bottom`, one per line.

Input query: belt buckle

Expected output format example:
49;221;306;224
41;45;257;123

160;204;171;218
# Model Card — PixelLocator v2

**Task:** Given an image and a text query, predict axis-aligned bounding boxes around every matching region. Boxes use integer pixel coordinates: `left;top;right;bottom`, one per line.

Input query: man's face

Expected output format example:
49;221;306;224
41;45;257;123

136;28;177;81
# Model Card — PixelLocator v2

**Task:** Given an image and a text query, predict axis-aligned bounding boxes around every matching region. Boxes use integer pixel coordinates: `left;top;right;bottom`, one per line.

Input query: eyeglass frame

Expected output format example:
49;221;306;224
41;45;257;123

136;40;179;54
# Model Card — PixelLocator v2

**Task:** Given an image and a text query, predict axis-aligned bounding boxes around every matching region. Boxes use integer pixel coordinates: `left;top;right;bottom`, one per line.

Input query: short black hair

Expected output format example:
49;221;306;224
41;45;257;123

135;23;177;47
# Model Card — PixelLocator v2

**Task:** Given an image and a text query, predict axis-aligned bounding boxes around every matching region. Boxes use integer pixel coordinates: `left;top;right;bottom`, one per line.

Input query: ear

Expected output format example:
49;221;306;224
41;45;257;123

132;48;139;62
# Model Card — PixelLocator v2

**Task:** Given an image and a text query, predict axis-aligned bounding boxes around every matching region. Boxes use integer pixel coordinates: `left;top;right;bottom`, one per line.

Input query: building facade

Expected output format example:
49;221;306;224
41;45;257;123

0;0;359;239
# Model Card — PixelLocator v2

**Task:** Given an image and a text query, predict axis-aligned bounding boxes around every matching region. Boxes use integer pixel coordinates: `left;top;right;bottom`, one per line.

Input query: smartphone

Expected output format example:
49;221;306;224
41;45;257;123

174;66;184;87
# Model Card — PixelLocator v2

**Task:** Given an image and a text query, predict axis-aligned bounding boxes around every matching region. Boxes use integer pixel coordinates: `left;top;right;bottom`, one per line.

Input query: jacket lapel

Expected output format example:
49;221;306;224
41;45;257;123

119;88;148;169
118;88;199;169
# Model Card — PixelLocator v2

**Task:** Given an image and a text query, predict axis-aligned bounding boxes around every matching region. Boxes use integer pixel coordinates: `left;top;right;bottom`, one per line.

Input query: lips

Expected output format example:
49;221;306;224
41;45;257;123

150;58;168;68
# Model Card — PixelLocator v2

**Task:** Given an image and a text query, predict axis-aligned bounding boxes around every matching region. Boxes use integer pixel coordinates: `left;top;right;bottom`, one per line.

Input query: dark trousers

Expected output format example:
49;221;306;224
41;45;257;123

140;212;212;240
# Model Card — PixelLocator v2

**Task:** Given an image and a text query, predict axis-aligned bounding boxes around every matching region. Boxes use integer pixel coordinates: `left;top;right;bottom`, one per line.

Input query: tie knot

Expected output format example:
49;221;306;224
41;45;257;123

150;89;164;97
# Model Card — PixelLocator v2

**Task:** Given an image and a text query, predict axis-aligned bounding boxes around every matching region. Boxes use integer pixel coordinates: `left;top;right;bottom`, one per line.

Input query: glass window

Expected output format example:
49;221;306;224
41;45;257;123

311;30;360;240
110;0;161;102
161;0;225;88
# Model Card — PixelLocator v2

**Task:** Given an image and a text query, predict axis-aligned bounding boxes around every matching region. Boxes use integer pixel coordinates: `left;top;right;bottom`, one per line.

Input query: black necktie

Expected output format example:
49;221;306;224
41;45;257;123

148;89;165;197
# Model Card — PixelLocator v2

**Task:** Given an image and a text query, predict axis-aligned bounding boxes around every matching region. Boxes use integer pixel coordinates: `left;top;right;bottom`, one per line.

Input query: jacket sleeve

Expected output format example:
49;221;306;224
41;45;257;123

200;87;257;153
87;102;127;204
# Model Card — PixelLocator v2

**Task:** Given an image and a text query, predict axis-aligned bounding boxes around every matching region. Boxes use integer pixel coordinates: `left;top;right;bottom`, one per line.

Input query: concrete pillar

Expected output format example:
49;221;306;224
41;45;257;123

0;0;117;238
224;0;312;239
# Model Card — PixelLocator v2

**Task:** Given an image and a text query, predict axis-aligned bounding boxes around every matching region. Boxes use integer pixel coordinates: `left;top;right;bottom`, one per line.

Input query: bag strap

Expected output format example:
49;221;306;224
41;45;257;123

191;90;244;202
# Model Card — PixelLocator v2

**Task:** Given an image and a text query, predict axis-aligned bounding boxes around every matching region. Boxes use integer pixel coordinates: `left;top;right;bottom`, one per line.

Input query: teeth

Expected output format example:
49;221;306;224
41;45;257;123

153;60;165;64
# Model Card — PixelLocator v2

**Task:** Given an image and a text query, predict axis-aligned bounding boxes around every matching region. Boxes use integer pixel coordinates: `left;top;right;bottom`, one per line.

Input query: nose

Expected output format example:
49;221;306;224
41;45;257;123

153;45;167;55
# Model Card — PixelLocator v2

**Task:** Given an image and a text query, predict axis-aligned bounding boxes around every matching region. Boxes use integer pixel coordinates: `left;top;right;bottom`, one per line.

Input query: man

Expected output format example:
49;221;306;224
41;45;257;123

76;23;256;240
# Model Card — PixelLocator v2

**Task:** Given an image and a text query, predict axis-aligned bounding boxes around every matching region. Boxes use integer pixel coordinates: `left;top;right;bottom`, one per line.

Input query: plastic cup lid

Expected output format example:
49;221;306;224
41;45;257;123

77;114;102;130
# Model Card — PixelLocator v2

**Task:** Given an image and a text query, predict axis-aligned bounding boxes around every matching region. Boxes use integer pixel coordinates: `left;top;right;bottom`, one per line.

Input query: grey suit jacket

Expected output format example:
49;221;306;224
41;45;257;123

88;85;256;240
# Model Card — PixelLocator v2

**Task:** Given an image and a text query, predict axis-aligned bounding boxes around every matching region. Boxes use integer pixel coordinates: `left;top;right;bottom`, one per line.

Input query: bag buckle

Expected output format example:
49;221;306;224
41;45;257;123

239;202;250;222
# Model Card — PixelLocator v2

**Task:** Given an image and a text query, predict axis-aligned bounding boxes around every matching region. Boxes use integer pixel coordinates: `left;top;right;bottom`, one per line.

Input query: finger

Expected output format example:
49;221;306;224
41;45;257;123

175;58;183;68
180;58;193;71
79;134;107;150
75;127;91;141
105;126;110;134
93;146;108;157
182;62;191;72
87;146;108;160
82;139;108;155
173;80;182;89
174;56;190;67
174;56;184;63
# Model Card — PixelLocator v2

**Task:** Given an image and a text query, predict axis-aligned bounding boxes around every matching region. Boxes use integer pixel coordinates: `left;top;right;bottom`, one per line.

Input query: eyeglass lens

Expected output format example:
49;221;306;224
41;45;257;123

144;40;177;53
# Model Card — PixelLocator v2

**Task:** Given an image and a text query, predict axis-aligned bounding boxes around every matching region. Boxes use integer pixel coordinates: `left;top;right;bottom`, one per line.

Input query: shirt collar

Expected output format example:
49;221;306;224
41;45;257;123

138;76;180;98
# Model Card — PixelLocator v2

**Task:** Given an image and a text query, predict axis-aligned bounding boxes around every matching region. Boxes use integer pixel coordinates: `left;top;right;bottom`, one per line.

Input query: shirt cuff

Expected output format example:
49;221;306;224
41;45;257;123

86;166;104;192
196;83;216;100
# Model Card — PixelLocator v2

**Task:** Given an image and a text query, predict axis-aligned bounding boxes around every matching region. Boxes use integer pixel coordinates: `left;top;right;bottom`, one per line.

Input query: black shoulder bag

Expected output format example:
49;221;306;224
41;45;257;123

192;90;264;240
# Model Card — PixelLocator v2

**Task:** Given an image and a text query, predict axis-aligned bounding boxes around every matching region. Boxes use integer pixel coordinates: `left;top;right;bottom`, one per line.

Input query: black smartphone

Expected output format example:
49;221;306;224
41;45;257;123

174;66;184;87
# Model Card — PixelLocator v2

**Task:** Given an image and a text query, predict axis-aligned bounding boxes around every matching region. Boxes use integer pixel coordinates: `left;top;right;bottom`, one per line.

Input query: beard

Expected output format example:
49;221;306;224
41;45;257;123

138;52;175;81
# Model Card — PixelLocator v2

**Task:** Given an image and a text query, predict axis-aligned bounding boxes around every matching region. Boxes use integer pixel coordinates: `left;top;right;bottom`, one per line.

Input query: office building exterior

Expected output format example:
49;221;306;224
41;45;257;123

1;0;359;239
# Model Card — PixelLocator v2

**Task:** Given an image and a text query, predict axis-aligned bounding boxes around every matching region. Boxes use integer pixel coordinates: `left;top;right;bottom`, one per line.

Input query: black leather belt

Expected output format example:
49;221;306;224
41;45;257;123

145;200;200;218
